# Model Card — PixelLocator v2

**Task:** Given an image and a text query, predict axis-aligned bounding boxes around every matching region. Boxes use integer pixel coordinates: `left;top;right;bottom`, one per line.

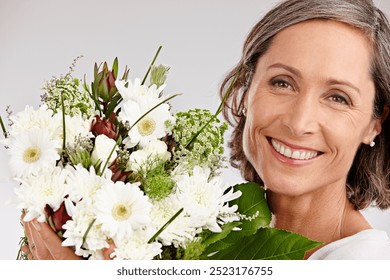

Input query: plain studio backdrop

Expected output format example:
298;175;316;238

1;0;390;260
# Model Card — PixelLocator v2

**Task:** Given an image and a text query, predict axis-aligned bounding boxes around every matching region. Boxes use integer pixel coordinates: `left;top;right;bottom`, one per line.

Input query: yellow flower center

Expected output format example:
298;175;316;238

23;147;41;163
112;203;131;221
137;117;156;136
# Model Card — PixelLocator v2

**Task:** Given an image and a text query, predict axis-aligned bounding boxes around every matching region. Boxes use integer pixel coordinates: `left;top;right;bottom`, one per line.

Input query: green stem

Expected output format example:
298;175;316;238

82;218;96;247
98;137;120;176
185;67;241;149
61;92;66;150
141;46;162;85
128;93;182;132
148;208;183;243
0;115;8;138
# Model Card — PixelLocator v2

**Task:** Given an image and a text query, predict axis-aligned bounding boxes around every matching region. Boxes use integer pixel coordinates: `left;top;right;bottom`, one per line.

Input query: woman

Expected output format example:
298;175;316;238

220;0;390;259
23;0;390;259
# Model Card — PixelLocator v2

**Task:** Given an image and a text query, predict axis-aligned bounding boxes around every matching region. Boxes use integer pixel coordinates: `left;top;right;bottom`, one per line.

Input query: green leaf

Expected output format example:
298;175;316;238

209;228;323;260
202;183;271;256
202;221;242;248
112;57;119;78
105;93;121;118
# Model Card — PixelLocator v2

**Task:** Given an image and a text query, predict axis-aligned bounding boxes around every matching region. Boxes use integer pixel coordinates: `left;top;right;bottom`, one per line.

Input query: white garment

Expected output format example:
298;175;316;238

308;229;390;260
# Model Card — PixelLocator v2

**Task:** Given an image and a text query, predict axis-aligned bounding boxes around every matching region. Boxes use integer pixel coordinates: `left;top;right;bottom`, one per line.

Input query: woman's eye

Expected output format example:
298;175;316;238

329;94;350;105
272;80;292;90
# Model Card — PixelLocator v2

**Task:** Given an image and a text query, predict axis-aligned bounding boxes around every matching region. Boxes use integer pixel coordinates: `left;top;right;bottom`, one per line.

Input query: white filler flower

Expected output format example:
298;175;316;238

8;128;61;178
94;181;152;239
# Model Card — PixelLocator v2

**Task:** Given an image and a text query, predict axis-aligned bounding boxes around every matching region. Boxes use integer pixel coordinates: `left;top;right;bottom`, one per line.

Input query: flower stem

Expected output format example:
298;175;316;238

61;92;66;151
141;46;162;85
0;115;8;138
148;208;183;243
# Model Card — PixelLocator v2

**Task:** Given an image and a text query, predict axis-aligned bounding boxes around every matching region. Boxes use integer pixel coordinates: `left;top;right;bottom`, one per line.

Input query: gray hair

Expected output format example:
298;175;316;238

220;0;390;209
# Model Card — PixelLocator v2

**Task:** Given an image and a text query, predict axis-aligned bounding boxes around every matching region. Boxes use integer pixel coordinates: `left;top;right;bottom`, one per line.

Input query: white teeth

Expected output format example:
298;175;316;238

271;139;318;160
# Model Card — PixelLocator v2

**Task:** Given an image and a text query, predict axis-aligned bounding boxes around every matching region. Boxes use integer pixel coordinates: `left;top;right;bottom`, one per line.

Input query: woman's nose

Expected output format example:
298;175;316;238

281;95;320;137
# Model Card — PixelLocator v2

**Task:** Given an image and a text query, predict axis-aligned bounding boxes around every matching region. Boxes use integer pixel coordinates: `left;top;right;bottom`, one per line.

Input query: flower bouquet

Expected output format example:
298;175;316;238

0;47;321;260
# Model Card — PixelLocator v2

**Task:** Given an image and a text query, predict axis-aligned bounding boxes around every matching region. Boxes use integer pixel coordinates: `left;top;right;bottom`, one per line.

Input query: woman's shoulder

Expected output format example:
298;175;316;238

308;229;390;260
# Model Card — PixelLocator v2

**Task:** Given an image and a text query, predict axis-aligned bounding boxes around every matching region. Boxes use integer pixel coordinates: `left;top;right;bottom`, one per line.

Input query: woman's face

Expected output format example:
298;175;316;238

243;20;382;197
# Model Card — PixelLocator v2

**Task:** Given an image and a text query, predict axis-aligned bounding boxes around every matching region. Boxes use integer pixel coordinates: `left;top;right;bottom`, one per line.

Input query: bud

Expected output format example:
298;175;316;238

91;114;117;139
150;64;170;90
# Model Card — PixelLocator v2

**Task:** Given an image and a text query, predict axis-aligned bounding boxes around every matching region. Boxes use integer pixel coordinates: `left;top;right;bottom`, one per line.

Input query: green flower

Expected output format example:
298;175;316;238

171;108;228;174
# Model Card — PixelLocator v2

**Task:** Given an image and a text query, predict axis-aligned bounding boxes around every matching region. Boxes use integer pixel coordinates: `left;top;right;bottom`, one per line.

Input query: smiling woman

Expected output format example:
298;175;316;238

220;0;390;259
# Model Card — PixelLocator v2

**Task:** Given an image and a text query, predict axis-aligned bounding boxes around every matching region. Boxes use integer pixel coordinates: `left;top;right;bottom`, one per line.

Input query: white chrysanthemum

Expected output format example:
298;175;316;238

94;181;152;239
66;165;112;203
128;140;170;172
150;194;199;247
111;228;162;260
118;96;175;148
115;78;165;102
53;113;93;149
7;128;61;179
62;199;109;258
175;166;242;233
15;166;69;222
8;105;60;139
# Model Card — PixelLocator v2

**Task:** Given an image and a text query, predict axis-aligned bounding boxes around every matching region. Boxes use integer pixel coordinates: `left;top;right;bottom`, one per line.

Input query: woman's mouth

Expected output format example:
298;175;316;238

269;138;322;161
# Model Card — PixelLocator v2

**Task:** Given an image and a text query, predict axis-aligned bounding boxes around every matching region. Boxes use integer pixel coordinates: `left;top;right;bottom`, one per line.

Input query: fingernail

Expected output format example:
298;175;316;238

32;220;41;231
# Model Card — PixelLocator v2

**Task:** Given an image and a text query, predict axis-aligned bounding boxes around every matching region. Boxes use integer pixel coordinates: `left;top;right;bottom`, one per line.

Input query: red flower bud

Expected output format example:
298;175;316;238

91;114;117;139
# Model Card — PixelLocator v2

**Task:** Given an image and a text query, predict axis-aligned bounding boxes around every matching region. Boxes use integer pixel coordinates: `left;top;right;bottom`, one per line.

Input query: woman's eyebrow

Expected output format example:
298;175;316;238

267;63;361;95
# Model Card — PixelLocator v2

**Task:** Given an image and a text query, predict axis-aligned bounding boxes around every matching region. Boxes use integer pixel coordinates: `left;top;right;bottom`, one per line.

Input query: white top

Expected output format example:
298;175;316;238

308;229;390;260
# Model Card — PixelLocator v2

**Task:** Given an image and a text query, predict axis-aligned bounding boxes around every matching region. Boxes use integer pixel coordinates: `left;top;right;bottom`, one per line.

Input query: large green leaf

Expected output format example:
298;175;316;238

208;227;323;260
202;182;271;256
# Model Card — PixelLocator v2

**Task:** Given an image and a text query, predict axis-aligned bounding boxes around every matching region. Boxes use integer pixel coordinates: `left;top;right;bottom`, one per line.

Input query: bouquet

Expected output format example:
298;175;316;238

0;48;321;260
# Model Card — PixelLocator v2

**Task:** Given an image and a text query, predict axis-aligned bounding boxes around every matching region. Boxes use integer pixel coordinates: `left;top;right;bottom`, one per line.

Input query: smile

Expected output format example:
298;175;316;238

270;138;320;160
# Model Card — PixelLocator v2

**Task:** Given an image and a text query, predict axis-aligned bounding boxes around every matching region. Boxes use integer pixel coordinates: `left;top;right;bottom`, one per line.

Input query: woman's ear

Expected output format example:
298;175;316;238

363;105;389;144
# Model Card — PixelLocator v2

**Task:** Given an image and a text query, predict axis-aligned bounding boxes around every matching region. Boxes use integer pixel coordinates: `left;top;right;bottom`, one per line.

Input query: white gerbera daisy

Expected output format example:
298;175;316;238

115;78;165;102
118;96;175;148
150;194;199;247
15;166;69;222
66;164;112;203
94;181;152;239
111;228;162;260
175;166;241;233
62;198;109;258
7;128;61;178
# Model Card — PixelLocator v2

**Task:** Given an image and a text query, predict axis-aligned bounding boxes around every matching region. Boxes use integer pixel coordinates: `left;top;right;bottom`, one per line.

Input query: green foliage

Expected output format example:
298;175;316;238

200;182;322;260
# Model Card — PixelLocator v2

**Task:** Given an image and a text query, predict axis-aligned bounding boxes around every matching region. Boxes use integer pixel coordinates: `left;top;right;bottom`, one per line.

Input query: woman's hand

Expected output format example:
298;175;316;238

21;217;116;260
21;219;82;260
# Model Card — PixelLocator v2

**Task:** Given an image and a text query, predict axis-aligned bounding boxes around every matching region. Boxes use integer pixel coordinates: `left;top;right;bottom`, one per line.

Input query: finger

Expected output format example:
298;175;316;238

24;221;54;260
102;241;116;260
21;245;33;260
33;220;81;260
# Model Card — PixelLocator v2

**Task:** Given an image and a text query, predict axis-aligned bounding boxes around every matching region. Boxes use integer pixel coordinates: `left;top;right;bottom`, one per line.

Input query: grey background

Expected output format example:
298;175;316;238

0;0;389;260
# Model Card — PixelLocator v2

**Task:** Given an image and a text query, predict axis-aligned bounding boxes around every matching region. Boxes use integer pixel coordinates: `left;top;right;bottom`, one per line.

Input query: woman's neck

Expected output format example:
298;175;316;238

266;182;371;244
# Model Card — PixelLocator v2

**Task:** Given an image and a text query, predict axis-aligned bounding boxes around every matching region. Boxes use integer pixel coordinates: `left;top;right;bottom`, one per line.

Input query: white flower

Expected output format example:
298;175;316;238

62;199;109;258
15;166;69;222
175;166;241;233
111;228;162;260
7;128;61;179
54;113;93;149
150;194;199;247
91;134;117;167
118;96;175;148
66;164;112;203
94;181;152;239
115;78;165;102
7;105;60;139
128;140;170;172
